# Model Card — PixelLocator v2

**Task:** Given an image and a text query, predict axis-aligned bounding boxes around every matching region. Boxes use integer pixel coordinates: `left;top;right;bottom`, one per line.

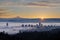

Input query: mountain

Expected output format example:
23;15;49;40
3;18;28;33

0;18;40;23
0;18;60;23
42;18;60;23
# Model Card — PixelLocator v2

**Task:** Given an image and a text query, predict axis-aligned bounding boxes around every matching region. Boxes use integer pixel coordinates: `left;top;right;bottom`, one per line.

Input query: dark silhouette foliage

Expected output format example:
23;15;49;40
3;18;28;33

0;29;60;40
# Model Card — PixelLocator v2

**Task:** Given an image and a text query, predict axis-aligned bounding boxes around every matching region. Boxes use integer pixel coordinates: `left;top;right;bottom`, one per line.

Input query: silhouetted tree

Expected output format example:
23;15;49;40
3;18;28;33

25;25;27;27
28;24;30;27
21;24;24;27
31;25;33;27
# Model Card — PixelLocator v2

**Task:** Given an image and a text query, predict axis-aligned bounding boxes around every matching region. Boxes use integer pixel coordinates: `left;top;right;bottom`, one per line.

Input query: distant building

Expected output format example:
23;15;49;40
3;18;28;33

41;19;60;26
6;23;8;26
0;18;41;27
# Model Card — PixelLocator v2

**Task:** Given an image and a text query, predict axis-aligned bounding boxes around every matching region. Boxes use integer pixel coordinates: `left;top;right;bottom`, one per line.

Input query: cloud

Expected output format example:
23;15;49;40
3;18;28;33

26;1;60;7
0;8;10;16
27;2;48;6
0;8;8;11
0;0;60;8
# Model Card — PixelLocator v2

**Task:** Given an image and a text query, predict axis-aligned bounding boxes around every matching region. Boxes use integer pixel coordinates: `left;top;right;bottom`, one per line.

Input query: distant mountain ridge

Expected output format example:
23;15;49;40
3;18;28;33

0;18;40;22
0;18;60;22
42;18;60;23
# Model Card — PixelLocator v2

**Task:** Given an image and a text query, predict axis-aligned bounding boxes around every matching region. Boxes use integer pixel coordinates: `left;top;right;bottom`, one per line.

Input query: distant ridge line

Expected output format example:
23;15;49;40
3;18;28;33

0;18;60;22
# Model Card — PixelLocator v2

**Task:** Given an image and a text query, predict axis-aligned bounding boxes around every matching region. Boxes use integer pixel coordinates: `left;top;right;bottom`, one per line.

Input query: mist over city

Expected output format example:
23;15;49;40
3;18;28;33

0;0;60;40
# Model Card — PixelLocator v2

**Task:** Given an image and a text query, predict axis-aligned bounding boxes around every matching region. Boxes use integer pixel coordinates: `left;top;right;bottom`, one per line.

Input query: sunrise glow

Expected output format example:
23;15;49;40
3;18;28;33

0;0;60;18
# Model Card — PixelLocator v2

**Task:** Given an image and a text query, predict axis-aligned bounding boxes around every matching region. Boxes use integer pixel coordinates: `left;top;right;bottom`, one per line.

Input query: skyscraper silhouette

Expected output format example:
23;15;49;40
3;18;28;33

6;23;8;26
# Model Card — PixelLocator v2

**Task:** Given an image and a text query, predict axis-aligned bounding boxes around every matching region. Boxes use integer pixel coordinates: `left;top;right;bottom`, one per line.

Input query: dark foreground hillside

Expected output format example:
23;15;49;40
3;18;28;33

0;29;60;40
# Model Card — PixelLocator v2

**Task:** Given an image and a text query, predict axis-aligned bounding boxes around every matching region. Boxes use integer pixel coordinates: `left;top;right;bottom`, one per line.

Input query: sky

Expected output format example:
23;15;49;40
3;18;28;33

0;0;60;18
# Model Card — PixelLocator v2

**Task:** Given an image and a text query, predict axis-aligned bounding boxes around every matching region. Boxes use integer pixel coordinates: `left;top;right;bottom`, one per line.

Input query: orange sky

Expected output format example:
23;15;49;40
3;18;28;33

0;0;60;18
